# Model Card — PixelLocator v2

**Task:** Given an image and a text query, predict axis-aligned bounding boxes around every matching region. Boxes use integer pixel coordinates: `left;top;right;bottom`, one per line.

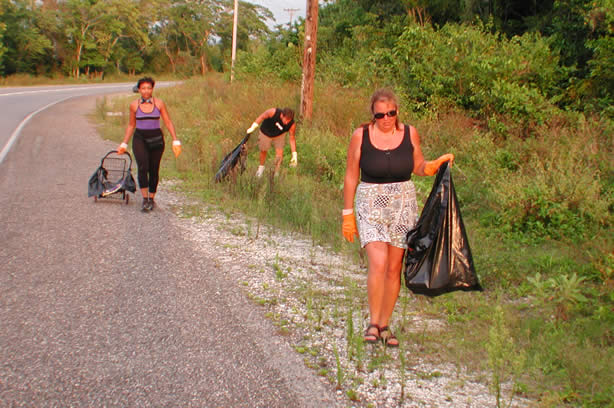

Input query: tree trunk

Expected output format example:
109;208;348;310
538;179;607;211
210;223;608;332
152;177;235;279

200;54;206;76
164;45;176;74
74;41;84;78
300;0;319;120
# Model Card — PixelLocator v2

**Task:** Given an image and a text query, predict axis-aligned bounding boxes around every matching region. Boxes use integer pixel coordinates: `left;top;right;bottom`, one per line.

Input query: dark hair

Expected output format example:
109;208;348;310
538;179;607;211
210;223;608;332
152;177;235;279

137;77;155;89
281;108;294;121
369;88;400;128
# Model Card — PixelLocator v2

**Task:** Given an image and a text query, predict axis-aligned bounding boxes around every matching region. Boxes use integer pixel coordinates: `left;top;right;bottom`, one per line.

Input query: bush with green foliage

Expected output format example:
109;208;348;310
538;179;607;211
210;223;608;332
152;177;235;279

235;40;302;82
392;22;563;125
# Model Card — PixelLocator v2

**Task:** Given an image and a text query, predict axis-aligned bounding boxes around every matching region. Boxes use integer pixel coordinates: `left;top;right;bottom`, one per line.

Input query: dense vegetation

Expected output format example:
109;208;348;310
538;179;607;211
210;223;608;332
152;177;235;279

0;0;272;77
5;0;612;405
1;0;612;117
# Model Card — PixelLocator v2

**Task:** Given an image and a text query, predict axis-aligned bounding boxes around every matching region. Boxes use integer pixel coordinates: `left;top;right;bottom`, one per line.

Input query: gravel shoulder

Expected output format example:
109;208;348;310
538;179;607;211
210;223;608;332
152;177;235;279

158;182;535;408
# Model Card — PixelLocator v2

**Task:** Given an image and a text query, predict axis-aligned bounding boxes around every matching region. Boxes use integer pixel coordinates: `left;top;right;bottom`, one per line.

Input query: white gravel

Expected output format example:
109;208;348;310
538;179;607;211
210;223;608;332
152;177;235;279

158;181;534;408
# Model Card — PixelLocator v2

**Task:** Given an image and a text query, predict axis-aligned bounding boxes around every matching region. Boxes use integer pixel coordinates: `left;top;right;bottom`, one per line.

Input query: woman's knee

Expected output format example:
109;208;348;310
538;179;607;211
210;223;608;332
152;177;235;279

384;265;402;281
368;257;388;276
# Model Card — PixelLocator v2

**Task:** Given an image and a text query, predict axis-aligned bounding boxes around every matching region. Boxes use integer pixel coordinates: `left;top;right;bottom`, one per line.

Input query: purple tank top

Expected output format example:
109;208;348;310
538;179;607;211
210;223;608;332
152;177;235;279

136;101;161;130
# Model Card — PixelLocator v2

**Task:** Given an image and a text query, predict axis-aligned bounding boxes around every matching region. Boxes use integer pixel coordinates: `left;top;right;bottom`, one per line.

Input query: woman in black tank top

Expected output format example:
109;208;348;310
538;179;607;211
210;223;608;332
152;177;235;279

341;88;454;347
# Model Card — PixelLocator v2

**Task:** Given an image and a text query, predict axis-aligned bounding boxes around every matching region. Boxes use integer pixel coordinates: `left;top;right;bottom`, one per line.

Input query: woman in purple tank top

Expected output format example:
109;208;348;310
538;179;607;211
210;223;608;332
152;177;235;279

117;77;181;212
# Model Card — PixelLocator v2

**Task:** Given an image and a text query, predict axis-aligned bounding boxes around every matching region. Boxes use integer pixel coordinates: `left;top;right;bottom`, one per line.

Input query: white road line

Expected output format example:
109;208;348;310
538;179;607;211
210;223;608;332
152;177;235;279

0;84;130;97
0;96;74;165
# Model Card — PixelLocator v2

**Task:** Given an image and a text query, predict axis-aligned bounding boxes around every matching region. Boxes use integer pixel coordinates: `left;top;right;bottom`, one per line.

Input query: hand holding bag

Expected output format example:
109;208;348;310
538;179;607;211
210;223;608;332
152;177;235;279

404;162;482;296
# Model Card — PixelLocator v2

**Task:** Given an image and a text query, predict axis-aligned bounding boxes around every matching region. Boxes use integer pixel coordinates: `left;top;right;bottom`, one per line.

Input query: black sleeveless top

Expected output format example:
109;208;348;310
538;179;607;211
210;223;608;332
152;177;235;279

260;108;294;137
359;124;414;183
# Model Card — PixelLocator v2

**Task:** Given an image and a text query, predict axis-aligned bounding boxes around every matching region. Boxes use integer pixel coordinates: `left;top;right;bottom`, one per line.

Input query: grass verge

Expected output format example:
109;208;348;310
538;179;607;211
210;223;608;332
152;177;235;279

95;74;614;407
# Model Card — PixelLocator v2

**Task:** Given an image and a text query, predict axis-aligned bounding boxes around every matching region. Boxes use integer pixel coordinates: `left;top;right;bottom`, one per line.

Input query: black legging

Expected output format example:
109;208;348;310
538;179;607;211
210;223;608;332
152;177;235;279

132;130;165;193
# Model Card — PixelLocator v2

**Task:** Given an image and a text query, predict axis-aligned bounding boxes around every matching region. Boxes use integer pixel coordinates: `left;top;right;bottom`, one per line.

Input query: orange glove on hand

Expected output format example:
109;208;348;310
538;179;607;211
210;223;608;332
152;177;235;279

342;211;358;243
424;153;455;176
172;140;182;158
117;142;128;155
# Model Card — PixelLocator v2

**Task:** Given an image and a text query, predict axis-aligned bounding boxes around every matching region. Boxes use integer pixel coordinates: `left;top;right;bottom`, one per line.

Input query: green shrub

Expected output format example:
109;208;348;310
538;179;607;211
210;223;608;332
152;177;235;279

235;41;302;82
392;21;563;127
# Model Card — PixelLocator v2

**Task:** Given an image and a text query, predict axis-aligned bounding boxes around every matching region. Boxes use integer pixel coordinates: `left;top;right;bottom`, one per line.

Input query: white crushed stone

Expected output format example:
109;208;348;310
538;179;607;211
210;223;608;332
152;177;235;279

158;182;534;408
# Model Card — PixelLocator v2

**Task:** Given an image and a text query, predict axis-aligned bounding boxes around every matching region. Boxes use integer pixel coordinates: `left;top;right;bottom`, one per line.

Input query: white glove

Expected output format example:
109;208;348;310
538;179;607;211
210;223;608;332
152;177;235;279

117;142;128;154
289;151;298;167
247;122;259;134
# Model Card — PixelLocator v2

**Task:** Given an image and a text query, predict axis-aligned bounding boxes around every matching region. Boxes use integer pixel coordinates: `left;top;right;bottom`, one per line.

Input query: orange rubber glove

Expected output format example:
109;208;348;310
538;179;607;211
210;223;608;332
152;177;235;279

342;211;358;242
172;140;182;158
424;153;455;176
117;142;128;155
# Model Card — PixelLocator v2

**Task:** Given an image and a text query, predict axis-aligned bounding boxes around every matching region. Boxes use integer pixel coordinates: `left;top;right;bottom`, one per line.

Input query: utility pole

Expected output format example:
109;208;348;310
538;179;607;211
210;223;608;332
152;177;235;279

231;0;238;82
284;8;300;25
300;0;318;120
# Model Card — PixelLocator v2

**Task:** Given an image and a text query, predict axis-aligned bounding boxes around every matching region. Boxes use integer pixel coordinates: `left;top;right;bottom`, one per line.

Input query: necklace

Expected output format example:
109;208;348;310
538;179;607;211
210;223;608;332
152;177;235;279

372;125;399;150
374;124;396;138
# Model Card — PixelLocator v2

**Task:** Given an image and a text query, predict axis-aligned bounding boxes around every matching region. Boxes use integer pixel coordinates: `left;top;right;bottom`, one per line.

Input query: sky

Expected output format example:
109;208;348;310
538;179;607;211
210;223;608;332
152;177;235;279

246;0;307;27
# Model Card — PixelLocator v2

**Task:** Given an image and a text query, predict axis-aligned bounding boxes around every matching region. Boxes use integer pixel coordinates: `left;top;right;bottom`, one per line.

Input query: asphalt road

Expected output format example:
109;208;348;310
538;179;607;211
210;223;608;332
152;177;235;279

0;94;337;407
0;83;134;160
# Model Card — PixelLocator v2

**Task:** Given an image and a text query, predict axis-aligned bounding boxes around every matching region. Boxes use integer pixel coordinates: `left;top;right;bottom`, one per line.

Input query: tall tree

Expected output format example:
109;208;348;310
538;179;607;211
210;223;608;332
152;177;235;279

0;0;52;75
0;21;6;73
94;0;149;75
173;0;221;75
59;0;122;77
151;1;183;74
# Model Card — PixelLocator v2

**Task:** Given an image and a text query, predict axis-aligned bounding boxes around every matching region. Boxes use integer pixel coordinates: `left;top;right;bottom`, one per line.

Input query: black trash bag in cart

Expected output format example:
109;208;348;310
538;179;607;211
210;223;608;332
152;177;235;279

88;166;107;197
404;162;482;296
87;151;137;197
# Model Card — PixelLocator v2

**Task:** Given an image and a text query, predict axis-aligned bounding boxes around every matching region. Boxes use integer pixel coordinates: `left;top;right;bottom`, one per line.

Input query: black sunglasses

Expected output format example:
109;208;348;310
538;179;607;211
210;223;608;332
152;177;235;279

373;110;397;119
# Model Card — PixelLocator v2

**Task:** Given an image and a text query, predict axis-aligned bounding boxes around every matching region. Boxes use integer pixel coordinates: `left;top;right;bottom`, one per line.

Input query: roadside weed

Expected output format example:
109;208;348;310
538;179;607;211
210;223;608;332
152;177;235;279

486;305;526;408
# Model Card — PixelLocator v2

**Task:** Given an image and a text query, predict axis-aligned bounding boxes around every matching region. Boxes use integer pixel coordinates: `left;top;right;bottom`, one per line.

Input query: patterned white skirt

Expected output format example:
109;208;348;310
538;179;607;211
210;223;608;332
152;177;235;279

355;180;418;249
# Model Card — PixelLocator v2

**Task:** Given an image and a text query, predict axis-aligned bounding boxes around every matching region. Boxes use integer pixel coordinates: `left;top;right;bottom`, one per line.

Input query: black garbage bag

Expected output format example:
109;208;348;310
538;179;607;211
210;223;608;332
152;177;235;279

404;162;482;296
121;172;137;193
88;166;136;197
88;166;107;197
87;151;137;197
215;133;250;182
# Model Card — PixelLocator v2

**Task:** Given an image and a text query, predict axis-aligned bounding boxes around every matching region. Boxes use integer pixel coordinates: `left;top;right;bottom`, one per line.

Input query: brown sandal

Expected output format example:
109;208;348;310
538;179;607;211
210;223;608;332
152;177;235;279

364;324;380;344
379;326;399;348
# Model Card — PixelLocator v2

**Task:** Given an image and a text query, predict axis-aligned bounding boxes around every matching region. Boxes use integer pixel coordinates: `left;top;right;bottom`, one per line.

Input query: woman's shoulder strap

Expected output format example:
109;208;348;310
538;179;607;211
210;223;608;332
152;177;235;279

361;124;372;148
153;97;164;110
